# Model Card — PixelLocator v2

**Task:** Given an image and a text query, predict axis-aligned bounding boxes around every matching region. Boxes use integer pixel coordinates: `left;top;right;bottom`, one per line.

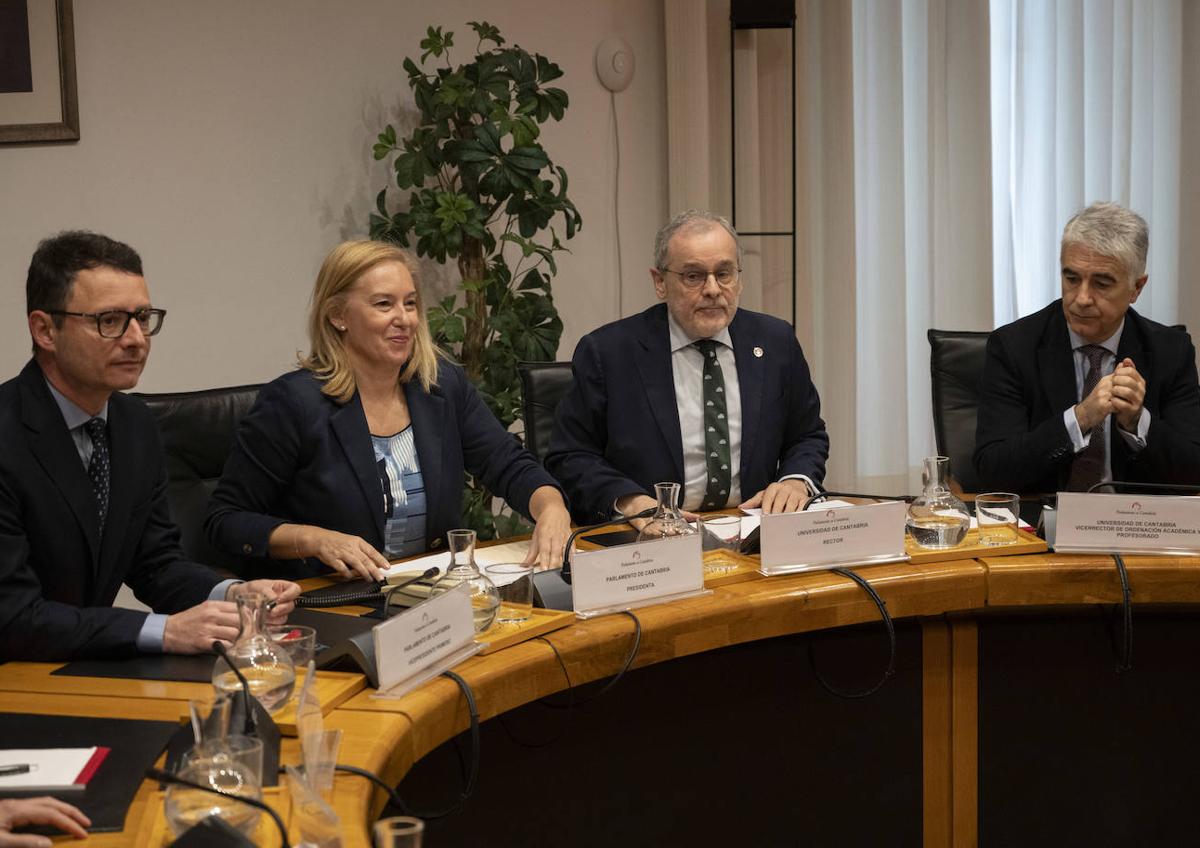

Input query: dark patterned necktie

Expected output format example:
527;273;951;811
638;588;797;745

694;339;731;510
1066;345;1107;492
84;417;110;531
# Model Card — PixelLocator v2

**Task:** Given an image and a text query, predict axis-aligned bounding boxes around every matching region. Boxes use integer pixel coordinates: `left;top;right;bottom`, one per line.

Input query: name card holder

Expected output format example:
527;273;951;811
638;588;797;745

371;582;481;699
1054;492;1200;555
759;500;909;576
571;533;710;619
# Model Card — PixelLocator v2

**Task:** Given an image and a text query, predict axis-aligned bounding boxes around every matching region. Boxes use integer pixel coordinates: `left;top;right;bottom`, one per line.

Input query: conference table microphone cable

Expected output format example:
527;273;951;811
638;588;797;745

498;610;643;750
334;669;481;821
1080;479;1200;674
799;490;909;699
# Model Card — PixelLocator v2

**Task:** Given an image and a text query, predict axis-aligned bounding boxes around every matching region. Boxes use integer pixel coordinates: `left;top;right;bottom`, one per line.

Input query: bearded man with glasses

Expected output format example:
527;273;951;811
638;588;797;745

0;230;298;661
547;210;829;526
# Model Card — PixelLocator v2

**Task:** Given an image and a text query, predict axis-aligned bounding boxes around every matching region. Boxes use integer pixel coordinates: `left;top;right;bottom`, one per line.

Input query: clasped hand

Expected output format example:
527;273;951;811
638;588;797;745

162;579;299;654
1074;357;1146;434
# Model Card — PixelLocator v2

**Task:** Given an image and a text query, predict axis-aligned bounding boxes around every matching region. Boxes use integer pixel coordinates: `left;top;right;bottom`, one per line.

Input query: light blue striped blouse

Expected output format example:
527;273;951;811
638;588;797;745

371;426;427;559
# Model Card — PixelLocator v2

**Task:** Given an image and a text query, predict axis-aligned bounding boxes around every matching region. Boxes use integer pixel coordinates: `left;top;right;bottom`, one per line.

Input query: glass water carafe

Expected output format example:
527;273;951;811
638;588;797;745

635;482;698;542
211;592;296;714
429;529;500;633
906;456;970;549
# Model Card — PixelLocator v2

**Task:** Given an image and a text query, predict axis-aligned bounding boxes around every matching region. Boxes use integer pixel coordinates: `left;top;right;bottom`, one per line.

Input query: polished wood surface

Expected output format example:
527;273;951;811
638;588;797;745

0;689;400;847
8;544;1200;844
0;664;365;736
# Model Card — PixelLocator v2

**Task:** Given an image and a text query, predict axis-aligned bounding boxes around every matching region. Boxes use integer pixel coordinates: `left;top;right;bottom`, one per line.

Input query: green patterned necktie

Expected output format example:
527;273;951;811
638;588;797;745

694;339;731;510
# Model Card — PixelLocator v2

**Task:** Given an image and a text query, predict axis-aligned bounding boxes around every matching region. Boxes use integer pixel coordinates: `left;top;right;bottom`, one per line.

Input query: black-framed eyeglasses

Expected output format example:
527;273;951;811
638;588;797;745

661;265;741;289
49;308;167;338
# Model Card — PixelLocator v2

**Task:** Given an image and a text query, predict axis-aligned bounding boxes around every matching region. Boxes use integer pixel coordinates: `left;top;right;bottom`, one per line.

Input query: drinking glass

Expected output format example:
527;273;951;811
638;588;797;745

164;735;264;837
268;624;316;708
374;816;424;847
484;563;534;624
976;492;1020;546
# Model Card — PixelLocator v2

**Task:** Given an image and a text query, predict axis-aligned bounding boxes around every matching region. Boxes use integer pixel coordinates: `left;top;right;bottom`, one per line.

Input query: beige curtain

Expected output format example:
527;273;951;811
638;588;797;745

664;0;992;493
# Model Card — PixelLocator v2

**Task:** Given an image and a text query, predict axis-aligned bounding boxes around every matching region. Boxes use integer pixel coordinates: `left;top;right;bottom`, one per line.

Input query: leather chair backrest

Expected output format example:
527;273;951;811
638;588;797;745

927;329;990;493
132;384;261;573
517;362;574;464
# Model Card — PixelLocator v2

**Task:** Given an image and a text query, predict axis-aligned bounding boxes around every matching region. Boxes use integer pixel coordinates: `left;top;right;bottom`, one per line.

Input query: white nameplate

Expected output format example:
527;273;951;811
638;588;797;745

372;582;480;697
571;533;709;619
1054;492;1200;555
759;500;908;576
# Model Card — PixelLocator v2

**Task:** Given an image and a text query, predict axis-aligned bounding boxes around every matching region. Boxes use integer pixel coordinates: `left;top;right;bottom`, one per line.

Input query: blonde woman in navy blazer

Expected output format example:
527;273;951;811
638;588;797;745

205;240;570;580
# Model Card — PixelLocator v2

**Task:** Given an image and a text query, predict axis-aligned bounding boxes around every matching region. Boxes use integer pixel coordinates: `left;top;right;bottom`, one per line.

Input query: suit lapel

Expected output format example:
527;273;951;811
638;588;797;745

99;397;136;575
633;307;685;484
330;393;386;546
1038;309;1078;414
19;363;101;566
404;380;446;529
1116;309;1151;384
728;312;763;482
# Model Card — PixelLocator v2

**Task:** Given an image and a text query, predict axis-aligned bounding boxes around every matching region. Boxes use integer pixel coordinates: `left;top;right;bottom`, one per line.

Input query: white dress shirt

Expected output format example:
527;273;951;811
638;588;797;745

668;313;744;510
665;312;816;511
1060;320;1150;483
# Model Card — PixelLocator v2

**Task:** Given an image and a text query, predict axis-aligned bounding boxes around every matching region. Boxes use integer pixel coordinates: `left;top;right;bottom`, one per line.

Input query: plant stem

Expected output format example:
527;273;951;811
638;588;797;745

458;234;488;382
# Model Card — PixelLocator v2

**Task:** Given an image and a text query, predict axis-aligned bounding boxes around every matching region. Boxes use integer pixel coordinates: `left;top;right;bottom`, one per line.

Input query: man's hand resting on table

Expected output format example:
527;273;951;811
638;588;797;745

0;796;89;846
162;580;300;654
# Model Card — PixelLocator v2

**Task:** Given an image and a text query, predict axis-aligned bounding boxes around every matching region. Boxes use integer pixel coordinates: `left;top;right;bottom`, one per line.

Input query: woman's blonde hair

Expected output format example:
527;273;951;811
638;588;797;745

299;240;440;401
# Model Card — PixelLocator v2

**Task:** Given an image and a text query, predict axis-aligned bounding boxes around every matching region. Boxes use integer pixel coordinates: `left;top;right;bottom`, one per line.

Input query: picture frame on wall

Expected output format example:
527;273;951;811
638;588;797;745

0;0;78;144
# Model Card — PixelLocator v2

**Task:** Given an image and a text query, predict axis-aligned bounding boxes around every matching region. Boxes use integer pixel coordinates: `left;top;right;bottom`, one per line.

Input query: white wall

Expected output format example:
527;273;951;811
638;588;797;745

0;0;668;390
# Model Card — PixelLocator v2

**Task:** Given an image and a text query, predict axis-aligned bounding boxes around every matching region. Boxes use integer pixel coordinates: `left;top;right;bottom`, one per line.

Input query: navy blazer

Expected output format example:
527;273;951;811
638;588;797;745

204;361;561;579
0;360;219;660
545;304;829;524
974;301;1200;494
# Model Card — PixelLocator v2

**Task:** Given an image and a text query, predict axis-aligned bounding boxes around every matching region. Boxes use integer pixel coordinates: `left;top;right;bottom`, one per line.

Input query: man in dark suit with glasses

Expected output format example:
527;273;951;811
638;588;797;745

547;210;829;526
0;230;298;661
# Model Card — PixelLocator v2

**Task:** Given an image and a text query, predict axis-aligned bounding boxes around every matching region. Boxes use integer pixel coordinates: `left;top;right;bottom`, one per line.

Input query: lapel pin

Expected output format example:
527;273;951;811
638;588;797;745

753;346;764;358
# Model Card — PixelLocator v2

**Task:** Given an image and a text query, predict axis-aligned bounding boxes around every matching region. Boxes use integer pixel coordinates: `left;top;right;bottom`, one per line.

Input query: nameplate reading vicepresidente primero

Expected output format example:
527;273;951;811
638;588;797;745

373;581;478;695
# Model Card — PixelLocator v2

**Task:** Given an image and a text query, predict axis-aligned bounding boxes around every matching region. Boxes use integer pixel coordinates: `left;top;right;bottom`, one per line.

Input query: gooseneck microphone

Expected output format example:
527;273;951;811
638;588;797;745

1085;480;1200;496
212;640;256;735
382;566;442;617
560;507;657;583
147;766;290;848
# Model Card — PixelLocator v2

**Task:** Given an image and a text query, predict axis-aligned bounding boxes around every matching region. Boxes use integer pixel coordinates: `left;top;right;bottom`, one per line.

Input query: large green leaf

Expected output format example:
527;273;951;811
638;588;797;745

369;21;584;538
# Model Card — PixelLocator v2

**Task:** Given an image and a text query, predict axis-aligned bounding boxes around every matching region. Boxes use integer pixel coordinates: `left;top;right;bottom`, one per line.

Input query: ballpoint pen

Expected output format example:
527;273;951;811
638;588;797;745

0;764;32;777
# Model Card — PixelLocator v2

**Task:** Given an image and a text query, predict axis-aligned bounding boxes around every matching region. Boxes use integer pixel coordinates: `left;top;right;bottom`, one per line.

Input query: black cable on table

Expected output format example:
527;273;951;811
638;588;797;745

1112;553;1133;673
335;670;480;821
808;567;897;699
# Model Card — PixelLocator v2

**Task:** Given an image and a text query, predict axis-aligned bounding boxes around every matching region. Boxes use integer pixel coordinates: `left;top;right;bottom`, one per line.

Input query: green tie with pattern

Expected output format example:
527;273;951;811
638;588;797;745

694;339;731;510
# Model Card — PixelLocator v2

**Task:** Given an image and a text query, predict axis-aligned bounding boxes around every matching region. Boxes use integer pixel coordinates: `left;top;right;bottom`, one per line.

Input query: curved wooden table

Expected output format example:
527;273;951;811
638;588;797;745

6;549;1197;844
329;549;1200;847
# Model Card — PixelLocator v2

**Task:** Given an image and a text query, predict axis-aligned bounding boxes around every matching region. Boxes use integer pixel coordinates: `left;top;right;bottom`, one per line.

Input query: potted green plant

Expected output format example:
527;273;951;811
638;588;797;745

369;21;582;538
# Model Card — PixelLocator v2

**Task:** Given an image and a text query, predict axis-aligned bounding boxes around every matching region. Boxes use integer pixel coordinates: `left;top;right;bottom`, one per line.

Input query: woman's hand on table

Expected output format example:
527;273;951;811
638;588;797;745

272;524;390;582
524;487;572;570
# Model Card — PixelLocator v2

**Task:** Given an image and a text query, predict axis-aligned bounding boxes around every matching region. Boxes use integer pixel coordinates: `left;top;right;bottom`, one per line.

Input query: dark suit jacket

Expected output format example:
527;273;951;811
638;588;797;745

0;360;220;661
973;301;1200;494
204;361;561;579
545;304;829;524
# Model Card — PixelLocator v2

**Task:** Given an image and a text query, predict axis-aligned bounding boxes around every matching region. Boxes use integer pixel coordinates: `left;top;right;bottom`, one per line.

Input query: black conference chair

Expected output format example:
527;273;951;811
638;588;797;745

133;384;261;575
517;361;573;464
927;329;990;493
